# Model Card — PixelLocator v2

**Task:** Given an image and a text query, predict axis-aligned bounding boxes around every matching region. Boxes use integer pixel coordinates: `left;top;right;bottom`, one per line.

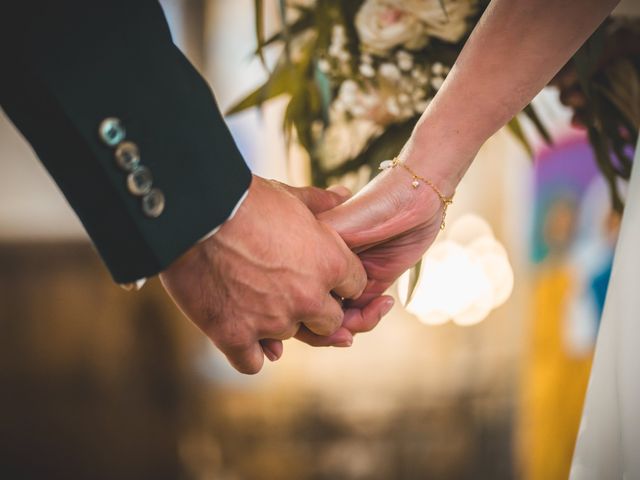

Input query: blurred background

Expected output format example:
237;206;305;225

0;1;637;479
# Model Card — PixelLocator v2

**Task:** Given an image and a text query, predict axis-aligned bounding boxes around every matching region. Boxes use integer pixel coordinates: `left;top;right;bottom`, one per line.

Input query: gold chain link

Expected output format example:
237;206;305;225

391;158;454;230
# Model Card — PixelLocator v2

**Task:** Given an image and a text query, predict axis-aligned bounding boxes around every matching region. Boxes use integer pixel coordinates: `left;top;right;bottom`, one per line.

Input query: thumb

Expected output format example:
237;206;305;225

281;184;352;214
318;179;407;250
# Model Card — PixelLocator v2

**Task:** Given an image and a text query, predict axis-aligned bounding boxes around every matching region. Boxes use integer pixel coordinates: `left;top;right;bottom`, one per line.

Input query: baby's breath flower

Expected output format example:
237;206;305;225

414;98;431;113
379;62;401;81
396;50;414;71
430;76;444;91
318;58;331;73
359;62;376;78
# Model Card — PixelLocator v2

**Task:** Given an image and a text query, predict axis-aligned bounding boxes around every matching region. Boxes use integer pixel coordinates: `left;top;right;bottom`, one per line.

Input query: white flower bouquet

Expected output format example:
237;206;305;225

228;1;637;210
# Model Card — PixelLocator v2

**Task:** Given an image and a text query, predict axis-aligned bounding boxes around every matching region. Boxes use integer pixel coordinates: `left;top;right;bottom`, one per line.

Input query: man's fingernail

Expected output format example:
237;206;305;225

381;298;395;317
334;337;353;348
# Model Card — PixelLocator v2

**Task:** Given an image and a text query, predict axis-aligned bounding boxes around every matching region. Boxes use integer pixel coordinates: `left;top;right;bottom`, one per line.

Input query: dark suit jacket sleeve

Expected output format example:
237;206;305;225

0;0;252;283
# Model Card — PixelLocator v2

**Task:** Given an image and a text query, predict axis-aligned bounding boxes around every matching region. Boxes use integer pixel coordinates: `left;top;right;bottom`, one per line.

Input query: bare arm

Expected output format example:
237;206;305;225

320;0;621;311
403;0;621;193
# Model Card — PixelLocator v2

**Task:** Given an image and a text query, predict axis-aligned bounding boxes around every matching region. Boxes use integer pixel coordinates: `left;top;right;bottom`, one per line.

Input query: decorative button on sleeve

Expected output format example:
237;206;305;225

114;141;141;171
99;117;126;147
97;117;165;218
127;166;153;196
142;189;166;218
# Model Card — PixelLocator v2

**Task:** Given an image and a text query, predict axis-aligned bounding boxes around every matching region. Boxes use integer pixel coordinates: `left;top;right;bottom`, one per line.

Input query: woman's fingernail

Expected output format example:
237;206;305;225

334;337;353;348
381;298;395;317
328;185;352;199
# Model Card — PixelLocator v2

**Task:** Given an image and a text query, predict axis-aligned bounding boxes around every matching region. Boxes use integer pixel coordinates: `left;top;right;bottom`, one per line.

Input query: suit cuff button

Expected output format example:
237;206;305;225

142;189;165;218
99;117;126;146
115;141;141;171
127;166;153;196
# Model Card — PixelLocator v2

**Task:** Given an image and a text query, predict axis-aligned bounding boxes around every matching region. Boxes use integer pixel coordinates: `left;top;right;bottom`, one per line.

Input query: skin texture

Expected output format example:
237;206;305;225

320;164;445;308
319;0;620;342
162;0;620;368
160;175;392;374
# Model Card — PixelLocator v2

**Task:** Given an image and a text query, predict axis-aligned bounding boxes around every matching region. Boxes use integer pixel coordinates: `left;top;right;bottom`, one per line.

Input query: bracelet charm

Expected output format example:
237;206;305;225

379;158;454;230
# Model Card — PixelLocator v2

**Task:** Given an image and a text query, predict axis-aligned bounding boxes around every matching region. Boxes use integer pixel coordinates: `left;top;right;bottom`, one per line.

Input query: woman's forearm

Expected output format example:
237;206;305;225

402;0;620;194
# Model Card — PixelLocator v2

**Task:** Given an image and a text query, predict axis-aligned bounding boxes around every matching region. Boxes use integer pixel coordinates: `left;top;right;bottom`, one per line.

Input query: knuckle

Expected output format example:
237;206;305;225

354;268;367;295
329;308;345;330
269;316;297;339
315;309;344;336
327;252;349;285
299;294;326;317
217;324;252;352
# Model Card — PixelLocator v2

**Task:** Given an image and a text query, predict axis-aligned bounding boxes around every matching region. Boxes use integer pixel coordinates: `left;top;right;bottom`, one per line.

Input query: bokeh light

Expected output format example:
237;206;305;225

398;214;514;326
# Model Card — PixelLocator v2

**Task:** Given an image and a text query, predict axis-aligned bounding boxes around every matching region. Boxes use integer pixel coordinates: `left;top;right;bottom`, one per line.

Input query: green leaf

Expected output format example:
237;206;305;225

596;59;640;129
405;259;423;307
225;83;270;115
314;67;332;123
438;0;450;20
284;89;314;153
523;104;552;145
587;124;624;213
228;31;320;117
506;117;533;157
572;24;606;99
254;0;268;70
225;59;297;115
254;10;314;53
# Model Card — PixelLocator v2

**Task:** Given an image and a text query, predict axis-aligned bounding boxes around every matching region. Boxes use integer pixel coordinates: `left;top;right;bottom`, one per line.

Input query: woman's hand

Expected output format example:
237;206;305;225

319;158;449;308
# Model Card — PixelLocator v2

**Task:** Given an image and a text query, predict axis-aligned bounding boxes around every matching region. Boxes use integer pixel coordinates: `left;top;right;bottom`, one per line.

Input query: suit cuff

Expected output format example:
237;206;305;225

198;187;250;243
119;185;251;291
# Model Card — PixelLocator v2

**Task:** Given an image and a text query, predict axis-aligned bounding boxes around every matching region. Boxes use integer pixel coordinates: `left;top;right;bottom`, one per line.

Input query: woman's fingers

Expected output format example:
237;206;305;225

295;325;354;347
343;296;394;332
260;339;284;362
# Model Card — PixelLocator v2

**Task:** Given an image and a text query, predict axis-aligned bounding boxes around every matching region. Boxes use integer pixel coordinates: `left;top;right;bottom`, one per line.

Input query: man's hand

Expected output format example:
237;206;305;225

160;175;370;374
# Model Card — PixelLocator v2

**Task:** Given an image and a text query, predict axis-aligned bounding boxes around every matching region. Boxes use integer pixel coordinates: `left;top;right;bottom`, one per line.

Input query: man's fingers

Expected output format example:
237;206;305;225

329;233;368;300
342;278;394;309
295;325;354;347
281;184;352;214
221;341;265;375
301;294;344;336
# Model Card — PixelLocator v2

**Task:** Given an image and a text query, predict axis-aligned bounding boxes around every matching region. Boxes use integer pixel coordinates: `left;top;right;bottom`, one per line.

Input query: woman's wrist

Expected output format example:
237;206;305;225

398;132;476;199
396;86;494;195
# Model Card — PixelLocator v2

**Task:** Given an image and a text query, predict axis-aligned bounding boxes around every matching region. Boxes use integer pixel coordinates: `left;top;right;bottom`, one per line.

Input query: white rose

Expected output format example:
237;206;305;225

378;62;401;81
355;0;428;55
403;0;477;43
317;119;381;169
336;80;401;125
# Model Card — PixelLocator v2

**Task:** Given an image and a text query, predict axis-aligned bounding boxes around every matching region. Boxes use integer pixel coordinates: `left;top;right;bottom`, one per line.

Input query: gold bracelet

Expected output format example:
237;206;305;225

379;158;454;230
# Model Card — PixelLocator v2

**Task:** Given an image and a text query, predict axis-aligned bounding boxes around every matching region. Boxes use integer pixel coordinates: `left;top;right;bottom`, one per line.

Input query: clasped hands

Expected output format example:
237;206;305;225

161;164;446;374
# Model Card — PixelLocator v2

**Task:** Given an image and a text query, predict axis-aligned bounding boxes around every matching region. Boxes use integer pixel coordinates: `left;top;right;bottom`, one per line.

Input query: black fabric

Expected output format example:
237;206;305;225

0;0;252;283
